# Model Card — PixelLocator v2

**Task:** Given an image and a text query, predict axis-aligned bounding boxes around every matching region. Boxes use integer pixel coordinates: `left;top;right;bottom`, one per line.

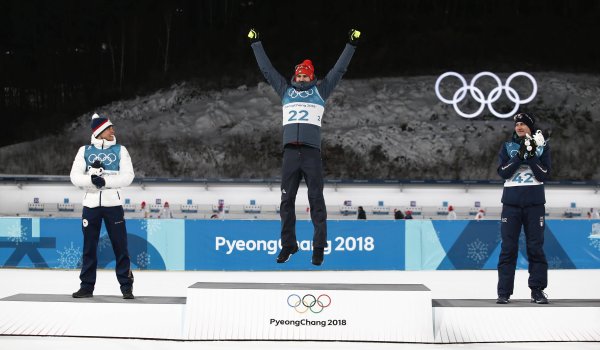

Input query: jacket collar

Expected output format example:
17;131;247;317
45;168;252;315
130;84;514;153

291;78;317;91
90;135;117;149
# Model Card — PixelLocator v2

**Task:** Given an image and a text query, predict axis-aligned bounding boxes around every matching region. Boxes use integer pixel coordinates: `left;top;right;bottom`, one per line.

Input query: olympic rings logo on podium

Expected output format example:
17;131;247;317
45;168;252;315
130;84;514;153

435;72;537;119
287;294;331;314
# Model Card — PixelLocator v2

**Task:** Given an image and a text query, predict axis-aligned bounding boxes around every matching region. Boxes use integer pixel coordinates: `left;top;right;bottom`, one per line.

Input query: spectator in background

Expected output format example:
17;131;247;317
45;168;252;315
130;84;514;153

140;201;149;219
447;205;457;220
591;208;600;219
404;210;413;220
158;201;173;219
210;214;219;219
475;209;486;221
357;206;367;220
394;209;404;220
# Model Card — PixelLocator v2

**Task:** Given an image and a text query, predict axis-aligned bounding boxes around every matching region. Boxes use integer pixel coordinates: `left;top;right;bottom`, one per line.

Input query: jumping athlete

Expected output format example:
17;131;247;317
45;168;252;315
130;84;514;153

496;112;551;304
248;28;360;265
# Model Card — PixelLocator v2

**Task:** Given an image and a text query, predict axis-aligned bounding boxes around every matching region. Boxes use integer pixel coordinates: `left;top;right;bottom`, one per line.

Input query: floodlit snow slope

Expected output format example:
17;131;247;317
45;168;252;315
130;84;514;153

1;73;598;179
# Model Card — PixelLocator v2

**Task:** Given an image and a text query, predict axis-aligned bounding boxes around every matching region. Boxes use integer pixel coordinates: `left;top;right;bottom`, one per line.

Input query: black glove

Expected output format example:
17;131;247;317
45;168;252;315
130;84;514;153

91;160;103;169
517;139;528;160
348;28;361;46
247;28;260;44
91;175;105;189
524;137;538;159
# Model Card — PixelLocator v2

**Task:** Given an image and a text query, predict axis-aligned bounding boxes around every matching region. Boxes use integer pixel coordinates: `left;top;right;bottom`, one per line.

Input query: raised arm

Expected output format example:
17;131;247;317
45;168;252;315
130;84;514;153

248;29;288;98
318;29;360;100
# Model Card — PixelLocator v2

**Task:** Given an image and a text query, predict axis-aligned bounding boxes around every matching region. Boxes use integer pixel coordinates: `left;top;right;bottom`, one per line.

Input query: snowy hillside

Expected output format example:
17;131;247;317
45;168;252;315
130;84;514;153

1;73;599;180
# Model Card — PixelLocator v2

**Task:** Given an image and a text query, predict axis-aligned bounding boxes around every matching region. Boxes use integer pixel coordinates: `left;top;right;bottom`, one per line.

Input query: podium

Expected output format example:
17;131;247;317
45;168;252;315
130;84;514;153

2;283;600;342
184;282;433;342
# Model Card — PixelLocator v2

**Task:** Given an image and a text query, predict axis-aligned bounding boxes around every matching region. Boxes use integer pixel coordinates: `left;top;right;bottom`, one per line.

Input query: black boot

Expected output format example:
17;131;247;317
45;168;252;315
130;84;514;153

496;295;510;304
122;287;135;299
72;288;93;298
276;245;299;263
531;289;549;304
311;247;325;266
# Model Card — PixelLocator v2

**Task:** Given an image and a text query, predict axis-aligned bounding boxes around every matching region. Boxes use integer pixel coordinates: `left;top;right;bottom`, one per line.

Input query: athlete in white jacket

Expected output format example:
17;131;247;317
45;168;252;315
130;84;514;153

70;113;135;299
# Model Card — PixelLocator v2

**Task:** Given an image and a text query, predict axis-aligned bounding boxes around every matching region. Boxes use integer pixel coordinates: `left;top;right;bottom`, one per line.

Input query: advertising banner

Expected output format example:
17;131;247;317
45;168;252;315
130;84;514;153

1;218;599;271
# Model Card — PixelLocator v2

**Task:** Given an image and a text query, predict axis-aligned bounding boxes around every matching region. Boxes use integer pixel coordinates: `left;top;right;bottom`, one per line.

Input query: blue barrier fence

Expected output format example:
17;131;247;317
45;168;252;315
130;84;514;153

1;218;599;271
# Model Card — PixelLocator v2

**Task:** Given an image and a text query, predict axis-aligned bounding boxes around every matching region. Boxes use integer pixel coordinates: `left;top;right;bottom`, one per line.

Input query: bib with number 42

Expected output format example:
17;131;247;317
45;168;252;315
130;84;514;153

504;165;542;187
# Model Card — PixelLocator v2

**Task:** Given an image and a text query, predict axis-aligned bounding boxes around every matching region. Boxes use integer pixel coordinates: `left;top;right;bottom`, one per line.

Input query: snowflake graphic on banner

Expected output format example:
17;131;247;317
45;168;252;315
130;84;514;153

137;251;151;268
588;223;600;251
467;239;489;263
145;220;162;237
547;256;562;269
6;222;27;245
57;242;82;269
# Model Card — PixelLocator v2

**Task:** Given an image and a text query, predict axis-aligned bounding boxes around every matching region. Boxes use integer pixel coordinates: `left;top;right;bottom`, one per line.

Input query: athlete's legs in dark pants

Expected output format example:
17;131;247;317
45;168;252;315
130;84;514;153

80;206;133;292
280;145;327;248
498;204;548;297
301;147;327;248
280;146;302;248
80;207;102;291
103;206;134;292
524;205;548;290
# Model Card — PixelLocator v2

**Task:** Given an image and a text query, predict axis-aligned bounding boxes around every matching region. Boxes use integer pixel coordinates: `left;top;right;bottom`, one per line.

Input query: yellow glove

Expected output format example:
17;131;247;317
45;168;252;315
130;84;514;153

348;29;361;45
248;28;260;43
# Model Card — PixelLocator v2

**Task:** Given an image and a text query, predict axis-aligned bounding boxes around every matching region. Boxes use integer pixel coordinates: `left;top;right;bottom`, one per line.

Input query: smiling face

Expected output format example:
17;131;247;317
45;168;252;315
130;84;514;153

514;122;531;138
294;73;311;82
98;126;115;141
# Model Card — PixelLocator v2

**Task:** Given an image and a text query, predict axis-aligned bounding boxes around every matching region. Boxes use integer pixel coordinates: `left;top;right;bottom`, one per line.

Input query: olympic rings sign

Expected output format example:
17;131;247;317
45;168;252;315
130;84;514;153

287;294;331;314
435;72;537;119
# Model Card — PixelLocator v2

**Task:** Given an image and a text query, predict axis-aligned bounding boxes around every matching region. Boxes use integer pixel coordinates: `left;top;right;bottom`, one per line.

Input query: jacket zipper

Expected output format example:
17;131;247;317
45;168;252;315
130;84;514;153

99;191;102;207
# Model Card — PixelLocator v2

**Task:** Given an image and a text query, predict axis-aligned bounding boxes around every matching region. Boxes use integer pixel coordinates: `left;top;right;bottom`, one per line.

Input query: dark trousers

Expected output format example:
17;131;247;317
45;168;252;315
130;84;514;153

80;206;133;292
497;204;548;296
280;145;327;248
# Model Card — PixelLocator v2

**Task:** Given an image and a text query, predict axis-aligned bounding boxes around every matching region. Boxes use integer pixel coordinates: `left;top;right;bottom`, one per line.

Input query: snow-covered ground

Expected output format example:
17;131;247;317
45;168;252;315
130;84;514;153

1;73;599;179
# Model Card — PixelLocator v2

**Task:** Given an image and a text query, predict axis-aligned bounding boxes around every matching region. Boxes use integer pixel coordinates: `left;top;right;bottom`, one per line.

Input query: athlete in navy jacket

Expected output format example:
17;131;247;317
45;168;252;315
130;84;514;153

496;112;551;304
248;28;360;266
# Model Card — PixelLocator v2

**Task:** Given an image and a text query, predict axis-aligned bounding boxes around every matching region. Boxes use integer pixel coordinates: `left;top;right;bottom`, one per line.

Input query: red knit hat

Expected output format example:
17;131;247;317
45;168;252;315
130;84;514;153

294;60;315;80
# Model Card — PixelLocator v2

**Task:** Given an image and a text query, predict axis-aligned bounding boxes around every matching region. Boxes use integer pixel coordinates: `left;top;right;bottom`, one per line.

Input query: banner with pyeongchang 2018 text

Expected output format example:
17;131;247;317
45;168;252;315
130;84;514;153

184;220;405;270
2;218;599;271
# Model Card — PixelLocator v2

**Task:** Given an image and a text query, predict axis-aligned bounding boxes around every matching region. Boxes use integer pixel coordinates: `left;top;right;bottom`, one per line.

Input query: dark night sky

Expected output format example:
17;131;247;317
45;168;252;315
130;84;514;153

1;0;599;146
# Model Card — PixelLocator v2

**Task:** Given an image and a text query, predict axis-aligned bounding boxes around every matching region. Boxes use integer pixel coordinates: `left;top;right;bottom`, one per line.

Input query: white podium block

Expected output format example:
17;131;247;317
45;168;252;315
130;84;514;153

184;282;433;342
0;294;185;339
433;299;600;343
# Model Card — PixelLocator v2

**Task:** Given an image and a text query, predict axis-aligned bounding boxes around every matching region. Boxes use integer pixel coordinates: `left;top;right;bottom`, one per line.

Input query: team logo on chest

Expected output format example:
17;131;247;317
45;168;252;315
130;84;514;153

88;153;117;165
288;88;314;99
